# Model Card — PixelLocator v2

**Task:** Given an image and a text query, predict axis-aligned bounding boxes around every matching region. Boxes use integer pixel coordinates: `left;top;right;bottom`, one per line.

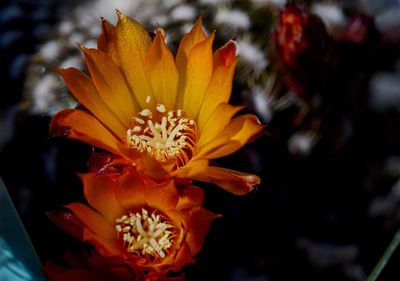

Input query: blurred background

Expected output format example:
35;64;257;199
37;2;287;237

1;0;400;280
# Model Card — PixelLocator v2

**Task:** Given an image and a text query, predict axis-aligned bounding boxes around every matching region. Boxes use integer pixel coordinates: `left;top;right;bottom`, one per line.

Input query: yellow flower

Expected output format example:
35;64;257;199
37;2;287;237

50;11;264;195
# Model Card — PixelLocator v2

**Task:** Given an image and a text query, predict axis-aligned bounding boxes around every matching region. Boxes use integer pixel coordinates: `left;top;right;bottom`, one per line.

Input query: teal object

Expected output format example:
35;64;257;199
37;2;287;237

0;178;47;281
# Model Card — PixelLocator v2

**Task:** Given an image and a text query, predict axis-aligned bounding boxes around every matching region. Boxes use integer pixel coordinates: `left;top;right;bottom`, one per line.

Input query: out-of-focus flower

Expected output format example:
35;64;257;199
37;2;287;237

48;167;219;274
50;12;264;195
272;4;330;98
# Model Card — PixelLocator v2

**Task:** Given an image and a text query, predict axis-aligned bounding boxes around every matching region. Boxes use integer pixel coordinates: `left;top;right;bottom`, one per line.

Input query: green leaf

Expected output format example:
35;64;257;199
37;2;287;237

0;177;47;281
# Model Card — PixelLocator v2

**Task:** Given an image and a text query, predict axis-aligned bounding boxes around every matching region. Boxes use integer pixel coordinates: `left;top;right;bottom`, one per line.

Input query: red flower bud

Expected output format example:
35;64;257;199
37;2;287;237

272;4;331;98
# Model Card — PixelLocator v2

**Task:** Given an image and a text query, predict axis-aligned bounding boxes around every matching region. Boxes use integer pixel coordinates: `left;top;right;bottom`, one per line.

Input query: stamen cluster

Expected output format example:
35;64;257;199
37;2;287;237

115;208;175;260
126;103;197;167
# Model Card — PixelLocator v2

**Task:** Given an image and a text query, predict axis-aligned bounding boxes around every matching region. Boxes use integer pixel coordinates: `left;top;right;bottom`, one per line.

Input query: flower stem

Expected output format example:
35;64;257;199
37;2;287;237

366;228;400;281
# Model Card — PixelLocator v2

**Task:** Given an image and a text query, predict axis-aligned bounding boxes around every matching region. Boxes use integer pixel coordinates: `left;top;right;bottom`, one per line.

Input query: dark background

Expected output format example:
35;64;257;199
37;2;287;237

2;0;400;280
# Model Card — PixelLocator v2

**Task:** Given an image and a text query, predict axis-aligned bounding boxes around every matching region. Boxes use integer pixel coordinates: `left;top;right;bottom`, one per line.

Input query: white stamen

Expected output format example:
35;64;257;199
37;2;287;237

115;208;174;259
126;104;197;167
156;103;166;113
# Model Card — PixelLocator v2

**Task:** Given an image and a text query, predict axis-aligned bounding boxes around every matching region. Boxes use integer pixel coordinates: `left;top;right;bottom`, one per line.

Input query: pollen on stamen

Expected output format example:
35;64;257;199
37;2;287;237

114;208;175;260
156;104;166;113
126;105;197;168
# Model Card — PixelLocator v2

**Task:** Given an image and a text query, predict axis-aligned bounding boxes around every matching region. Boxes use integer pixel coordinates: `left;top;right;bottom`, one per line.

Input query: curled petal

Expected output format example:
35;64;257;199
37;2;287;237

193;166;261;195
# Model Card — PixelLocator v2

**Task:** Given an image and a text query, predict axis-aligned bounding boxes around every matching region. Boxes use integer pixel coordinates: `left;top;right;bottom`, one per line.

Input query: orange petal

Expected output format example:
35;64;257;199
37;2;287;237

171;159;209;178
115;10;154;108
146;28;179;110
170;242;196;272
175;17;206;81
177;32;215;119
47;211;84;240
184;207;220;254
117;144;171;181
55;67;126;138
195;114;265;160
176;185;204;210
82;228;121;257
66;203;115;240
80;47;139;127
197;103;244;148
213;38;237;69
197;40;237;128
193;166;260;195
146;180;180;212
80;173;125;220
50;109;121;154
97;18;120;66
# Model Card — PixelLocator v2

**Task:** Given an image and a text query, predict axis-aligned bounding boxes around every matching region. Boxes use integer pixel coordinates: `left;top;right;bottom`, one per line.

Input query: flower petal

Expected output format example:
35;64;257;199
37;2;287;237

146;180;180;212
82;228;121;256
47;211;84;240
146;28;179;110
66;203;115;240
54;67;126;138
197;40;237;128
171;159;209;178
184;207;220;254
175;17;206;81
80;46;139;127
195;114;265;160
111;170;178;212
197;103;244;148
177;32;215;118
80;173;125;220
112;169;155;210
193;166;260;195
50;109;121;154
170;242;196;272
115;10;154;108
176;185;204;210
97;18;120;66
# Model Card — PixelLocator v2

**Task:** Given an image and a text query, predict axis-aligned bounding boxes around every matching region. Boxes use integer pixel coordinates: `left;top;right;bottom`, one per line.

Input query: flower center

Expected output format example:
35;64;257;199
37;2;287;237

114;208;175;260
126;103;197;168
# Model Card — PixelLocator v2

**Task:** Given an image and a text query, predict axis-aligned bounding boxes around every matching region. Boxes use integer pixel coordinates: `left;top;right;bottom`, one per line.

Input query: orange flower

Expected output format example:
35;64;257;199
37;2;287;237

50;12;264;195
48;167;219;273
